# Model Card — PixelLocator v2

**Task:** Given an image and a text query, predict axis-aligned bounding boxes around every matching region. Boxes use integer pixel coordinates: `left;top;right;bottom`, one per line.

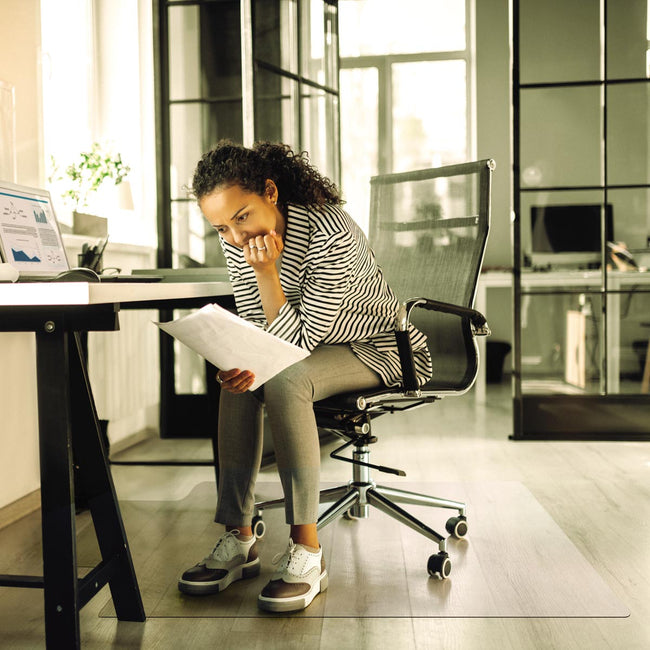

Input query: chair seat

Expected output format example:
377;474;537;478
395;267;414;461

314;377;474;416
314;388;388;412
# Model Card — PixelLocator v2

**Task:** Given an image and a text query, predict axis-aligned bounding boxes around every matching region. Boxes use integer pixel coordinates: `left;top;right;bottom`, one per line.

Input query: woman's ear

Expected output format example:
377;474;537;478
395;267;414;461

265;179;279;205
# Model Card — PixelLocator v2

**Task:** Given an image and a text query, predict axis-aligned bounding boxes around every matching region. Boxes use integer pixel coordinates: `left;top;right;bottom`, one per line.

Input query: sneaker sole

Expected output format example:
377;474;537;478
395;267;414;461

257;570;328;613
178;559;261;596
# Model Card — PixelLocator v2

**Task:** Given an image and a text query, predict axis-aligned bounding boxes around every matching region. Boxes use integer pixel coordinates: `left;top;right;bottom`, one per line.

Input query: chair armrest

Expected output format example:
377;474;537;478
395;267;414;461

401;298;491;336
394;297;491;394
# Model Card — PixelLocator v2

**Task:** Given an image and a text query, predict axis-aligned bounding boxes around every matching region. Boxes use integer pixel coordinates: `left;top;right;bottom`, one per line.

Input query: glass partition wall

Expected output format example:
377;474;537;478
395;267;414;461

512;0;650;439
154;0;340;438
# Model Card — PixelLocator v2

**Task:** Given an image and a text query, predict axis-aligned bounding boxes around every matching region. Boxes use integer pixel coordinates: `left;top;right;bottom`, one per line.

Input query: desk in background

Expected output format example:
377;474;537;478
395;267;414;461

476;269;650;397
514;269;650;439
0;280;230;649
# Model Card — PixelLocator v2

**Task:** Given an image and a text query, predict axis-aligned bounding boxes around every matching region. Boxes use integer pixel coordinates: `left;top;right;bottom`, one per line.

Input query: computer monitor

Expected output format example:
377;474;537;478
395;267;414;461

0;180;69;279
530;204;614;268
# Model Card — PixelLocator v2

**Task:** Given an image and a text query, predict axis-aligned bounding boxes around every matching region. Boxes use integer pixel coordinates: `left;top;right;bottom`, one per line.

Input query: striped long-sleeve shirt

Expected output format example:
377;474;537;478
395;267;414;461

220;202;432;387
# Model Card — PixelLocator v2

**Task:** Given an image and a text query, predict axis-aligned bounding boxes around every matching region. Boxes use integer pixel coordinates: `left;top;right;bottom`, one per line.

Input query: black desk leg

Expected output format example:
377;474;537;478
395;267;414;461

69;333;145;622
35;327;81;648
35;327;145;649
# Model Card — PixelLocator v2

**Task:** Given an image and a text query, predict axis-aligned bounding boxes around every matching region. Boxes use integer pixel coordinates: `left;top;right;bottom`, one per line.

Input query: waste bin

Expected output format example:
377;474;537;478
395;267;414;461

486;341;512;383
632;340;649;379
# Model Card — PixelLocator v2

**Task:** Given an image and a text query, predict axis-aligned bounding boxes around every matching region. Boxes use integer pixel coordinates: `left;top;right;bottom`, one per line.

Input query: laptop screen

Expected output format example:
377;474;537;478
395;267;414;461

0;181;69;279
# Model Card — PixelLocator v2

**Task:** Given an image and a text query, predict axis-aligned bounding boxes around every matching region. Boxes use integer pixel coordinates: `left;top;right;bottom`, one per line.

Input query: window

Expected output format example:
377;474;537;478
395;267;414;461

40;0;156;246
40;0;95;228
338;0;473;231
253;0;340;182
154;0;341;436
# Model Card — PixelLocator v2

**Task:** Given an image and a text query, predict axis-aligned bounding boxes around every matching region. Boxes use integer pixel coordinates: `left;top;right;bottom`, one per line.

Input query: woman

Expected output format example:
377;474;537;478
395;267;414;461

178;141;431;612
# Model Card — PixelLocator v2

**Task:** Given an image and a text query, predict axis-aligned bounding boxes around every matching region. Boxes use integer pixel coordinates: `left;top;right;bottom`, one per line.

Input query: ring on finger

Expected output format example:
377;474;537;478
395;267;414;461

257;245;266;251
216;374;224;385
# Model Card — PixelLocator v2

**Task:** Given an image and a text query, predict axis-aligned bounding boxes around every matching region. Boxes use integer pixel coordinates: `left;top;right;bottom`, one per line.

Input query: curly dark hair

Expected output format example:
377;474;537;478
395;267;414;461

191;140;342;207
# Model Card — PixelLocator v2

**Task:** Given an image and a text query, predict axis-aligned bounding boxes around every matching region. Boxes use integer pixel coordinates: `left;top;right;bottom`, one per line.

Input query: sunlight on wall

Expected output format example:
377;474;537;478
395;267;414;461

40;0;94;228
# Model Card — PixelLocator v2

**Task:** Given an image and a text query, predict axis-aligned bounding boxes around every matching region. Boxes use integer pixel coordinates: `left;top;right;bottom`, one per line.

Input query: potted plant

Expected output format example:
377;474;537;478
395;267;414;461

49;142;131;234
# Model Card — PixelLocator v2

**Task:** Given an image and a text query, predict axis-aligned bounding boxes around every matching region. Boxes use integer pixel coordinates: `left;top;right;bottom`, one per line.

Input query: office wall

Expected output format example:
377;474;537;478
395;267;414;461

0;0;43;187
475;0;513;346
476;0;512;271
0;334;40;511
0;0;42;510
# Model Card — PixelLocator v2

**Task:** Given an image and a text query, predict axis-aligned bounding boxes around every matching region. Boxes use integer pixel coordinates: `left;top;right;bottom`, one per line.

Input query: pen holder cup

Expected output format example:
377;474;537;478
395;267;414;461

78;252;103;273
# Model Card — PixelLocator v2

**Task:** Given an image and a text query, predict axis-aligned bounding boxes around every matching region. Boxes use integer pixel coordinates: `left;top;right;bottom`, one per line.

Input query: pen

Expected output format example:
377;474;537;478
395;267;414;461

91;236;109;271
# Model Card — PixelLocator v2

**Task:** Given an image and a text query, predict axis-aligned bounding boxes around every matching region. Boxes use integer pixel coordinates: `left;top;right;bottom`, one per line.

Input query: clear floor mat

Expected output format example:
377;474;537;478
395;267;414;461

93;481;629;619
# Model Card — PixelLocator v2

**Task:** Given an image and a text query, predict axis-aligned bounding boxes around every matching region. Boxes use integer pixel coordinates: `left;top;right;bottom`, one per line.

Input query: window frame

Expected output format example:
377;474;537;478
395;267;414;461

339;0;474;175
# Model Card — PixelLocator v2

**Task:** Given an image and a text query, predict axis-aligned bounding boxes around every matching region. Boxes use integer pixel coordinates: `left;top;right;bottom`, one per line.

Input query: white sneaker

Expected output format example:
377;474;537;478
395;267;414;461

178;529;260;595
257;539;327;612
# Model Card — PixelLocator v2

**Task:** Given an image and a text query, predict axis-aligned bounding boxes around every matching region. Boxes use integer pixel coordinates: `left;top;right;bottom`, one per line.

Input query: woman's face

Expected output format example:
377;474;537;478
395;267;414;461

199;180;285;249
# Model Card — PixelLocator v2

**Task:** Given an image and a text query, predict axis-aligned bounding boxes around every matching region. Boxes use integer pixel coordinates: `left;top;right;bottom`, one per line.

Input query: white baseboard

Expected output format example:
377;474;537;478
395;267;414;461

108;427;157;456
0;489;41;530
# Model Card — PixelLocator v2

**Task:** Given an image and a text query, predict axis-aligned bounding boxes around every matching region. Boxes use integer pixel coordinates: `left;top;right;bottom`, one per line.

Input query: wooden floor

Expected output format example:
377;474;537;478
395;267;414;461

1;382;649;649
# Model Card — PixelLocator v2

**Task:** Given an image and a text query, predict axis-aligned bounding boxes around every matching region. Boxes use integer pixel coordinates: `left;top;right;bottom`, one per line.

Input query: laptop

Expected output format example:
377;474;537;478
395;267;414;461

0;180;161;282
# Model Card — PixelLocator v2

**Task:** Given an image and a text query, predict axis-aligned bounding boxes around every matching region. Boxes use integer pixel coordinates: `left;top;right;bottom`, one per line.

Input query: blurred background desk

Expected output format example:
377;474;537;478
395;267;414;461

513;270;650;439
518;269;650;393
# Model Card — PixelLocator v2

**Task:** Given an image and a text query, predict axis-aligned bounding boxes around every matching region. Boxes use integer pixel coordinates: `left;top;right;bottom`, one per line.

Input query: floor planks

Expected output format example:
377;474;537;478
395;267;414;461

1;383;649;649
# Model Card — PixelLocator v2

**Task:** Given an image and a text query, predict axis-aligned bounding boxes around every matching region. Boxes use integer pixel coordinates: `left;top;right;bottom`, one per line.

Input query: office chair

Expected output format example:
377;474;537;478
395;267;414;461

253;159;495;579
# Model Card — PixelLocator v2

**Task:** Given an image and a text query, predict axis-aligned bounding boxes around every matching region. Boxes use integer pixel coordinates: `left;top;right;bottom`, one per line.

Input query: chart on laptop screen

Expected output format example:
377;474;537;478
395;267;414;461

0;182;69;276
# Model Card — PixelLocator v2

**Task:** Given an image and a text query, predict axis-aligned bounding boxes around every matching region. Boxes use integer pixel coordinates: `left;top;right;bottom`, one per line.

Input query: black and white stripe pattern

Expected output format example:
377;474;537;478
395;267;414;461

221;203;432;387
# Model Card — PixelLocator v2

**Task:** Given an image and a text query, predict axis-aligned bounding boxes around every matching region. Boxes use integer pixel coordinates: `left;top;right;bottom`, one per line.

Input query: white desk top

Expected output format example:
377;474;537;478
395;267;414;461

520;269;650;288
479;270;513;287
0;281;232;307
479;269;650;289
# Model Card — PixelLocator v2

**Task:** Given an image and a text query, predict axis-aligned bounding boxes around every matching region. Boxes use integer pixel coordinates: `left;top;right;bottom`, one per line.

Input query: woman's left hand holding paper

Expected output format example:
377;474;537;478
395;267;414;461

217;368;256;394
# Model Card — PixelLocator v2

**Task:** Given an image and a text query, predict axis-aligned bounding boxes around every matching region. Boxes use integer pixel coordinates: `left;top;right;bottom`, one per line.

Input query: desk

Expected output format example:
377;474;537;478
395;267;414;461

519;270;650;392
0;280;231;649
510;270;650;439
475;270;650;400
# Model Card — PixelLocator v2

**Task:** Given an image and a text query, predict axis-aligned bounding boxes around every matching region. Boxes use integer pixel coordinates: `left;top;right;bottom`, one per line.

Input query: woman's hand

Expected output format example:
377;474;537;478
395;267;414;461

244;229;287;325
243;229;284;272
217;368;255;394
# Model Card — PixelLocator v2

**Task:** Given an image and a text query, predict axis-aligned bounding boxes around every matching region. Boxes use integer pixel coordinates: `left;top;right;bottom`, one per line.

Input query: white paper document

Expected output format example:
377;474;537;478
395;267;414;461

155;303;309;391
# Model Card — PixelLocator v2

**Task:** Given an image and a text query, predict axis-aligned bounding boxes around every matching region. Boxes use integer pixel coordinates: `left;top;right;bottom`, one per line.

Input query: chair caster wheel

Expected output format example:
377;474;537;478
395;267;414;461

428;552;451;579
252;515;266;539
445;515;468;538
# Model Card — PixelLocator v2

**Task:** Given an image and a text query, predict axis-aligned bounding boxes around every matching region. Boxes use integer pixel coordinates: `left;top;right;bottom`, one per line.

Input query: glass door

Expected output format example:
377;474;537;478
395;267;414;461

154;0;340;438
512;0;650;440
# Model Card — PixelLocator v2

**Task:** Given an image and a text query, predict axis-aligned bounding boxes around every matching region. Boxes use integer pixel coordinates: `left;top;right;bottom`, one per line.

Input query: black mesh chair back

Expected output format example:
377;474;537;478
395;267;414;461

368;161;493;391
254;159;495;581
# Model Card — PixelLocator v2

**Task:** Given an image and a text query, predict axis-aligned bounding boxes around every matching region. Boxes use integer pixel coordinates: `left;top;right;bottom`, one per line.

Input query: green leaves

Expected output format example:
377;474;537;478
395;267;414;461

49;142;130;210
